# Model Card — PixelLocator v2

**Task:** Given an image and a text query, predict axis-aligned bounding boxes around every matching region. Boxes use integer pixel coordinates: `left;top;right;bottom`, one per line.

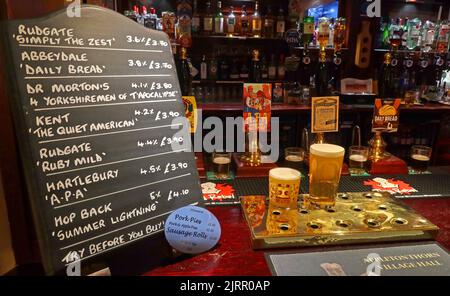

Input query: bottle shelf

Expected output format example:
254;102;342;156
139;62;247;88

191;35;285;41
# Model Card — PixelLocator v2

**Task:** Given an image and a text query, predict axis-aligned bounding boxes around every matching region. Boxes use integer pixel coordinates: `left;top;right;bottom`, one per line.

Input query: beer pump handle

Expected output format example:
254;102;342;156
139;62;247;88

352;125;361;146
301;128;310;153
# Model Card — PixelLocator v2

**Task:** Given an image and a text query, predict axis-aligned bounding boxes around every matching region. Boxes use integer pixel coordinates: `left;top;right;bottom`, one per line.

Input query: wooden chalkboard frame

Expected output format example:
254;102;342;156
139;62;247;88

3;5;203;275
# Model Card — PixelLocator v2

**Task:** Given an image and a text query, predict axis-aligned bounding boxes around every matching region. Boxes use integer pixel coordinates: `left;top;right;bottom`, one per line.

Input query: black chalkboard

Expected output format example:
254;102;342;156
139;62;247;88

4;5;202;275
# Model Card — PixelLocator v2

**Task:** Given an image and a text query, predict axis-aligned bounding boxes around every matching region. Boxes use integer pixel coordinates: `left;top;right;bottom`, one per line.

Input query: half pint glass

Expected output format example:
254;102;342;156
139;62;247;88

269;168;301;210
306;144;345;209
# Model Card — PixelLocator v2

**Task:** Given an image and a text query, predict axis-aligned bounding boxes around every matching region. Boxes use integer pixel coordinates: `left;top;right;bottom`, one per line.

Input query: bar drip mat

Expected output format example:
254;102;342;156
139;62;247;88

232;175;450;199
301;174;450;199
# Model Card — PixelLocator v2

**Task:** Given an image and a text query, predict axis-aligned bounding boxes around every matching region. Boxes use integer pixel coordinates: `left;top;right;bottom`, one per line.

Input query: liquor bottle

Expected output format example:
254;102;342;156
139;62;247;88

264;6;275;39
422;21;436;53
200;54;208;80
400;18;408;50
252;1;262;38
261;55;269;80
191;0;200;35
328;18;335;48
240;57;250;80
278;54;286;80
138;6;147;26
214;1;224;35
177;48;192;96
250;49;262;82
389;19;402;50
406;18;422;51
276;7;286;39
379;16;390;49
203;2;213;36
240;5;250;36
130;5;140;22
209;52;218;80
318;17;330;50
379;53;394;98
436;21;450;54
401;53;415;95
219;51;229;80
417;53;430;87
268;54;277;80
315;50;329;96
303;16;315;47
299;48;312;86
333;18;346;52
145;7;158;30
230;58;240;80
227;6;236;36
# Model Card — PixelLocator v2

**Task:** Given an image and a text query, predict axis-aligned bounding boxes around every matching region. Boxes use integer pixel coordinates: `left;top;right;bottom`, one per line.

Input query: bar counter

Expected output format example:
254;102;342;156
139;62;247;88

144;173;450;276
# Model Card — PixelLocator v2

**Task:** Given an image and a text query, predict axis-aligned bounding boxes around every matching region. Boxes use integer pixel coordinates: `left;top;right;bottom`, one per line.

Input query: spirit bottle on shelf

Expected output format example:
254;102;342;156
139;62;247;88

422;21;436;53
406;18;422;51
203;2;213;36
252;1;262;38
209;51;218;80
278;54;286;80
401;53;415;96
380;16;390;49
328;18;335;48
177;47;192;96
230;58;240;80
250;49;262;82
436;21;450;54
219;51;230;80
138;6;147;26
191;0;200;35
200;54;208;80
389;19;402;51
302;16;315;47
276;7;286;39
318;17;330;50
227;6;236;36
268;54;277;80
214;1;224;35
240;56;250;80
240;5;250;36
315;50;329;96
379;53;394;98
146;7;158;30
333;17;346;52
264;6;275;39
130;5;140;22
299;48;312;87
261;55;269;80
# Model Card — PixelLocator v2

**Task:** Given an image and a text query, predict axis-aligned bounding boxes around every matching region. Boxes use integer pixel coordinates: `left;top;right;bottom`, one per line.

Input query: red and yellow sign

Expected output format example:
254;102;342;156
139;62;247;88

372;99;401;133
243;83;272;132
182;96;197;134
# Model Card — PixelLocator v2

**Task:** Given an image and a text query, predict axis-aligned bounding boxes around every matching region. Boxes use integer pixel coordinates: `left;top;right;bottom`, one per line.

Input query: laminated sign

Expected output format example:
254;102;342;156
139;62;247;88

372;99;401;133
311;96;339;133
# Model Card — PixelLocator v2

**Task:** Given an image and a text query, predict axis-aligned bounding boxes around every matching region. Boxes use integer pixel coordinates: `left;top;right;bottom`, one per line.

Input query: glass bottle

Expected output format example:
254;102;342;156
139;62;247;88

177;48;192;96
276;7;286;39
406;18;422;51
214;1;224;35
264;5;275;39
191;0;200;35
250;49;262;82
219;51;229;80
278;54;286;80
389;19;402;50
333;18;346;52
299;48;312;86
315;50;329;96
227;6;236;36
268;54;277;80
209;51;218;80
379;53;394;98
200;54;208;80
436;21;450;54
230;58;240;80
422;21;436;53
318;17;330;50
303;16;315;47
240;57;250;80
203;2;213;36
252;1;262;38
240;5;250;36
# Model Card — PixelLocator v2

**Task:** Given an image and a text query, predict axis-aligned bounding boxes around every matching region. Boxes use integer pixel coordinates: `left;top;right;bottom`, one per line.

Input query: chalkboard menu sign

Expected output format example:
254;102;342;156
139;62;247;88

4;6;202;275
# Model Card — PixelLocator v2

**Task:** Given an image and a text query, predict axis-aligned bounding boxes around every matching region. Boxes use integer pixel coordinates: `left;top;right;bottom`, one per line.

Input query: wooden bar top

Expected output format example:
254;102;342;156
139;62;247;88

143;198;450;276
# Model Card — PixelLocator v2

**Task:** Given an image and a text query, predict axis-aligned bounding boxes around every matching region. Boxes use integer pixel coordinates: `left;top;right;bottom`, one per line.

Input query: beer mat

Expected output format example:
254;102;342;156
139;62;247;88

265;242;450;276
300;175;450;199
206;171;236;181
201;181;240;206
234;178;269;197
408;168;432;175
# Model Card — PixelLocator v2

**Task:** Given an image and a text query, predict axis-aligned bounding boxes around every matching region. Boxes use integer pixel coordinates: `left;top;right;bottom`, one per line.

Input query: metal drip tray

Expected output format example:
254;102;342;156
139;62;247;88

241;192;439;249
